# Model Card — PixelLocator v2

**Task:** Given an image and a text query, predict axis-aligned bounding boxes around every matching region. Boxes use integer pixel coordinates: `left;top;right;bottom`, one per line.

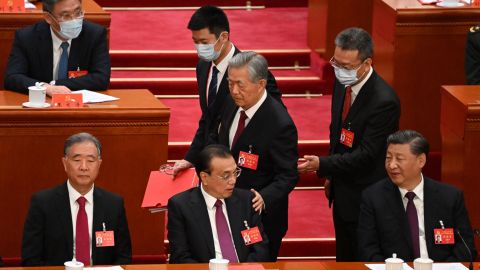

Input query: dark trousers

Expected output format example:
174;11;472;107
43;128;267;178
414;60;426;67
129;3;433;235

333;206;358;262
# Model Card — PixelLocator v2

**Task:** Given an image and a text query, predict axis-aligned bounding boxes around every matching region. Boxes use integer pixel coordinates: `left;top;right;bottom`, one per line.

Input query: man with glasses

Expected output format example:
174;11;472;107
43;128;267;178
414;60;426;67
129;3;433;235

167;144;270;263
298;27;400;261
4;0;110;95
22;132;131;266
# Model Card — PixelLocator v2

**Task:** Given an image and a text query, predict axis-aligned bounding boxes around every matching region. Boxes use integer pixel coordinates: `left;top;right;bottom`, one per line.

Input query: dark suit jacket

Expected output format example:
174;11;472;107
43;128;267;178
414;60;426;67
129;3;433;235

167;187;270;263
465;26;480;84
4;20;110;92
22;183;132;266
216;94;298;244
184;47;282;164
358;177;477;262
318;70;400;222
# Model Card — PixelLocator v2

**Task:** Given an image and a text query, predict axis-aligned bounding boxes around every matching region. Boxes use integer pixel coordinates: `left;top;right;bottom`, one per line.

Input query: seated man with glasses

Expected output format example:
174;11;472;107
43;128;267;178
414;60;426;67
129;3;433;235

167;144;270;263
4;0;110;95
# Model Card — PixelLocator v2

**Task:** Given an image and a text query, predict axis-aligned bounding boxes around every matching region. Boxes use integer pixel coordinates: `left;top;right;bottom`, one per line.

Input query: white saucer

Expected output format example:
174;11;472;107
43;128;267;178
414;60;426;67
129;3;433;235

22;102;51;108
436;1;465;7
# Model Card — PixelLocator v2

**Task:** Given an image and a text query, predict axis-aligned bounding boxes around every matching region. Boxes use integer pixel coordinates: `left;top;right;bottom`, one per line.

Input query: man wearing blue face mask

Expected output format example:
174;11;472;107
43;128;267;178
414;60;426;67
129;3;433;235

170;6;283;176
298;27;401;261
4;0;110;96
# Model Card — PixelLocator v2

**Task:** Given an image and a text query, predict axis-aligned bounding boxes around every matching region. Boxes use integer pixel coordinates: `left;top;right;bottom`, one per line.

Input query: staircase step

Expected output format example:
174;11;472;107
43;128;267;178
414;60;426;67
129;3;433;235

110;49;311;68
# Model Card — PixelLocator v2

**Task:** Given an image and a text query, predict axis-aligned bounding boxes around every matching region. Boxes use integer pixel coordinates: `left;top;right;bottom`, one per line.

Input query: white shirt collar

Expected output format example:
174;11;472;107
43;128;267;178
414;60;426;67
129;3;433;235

242;90;267;119
213;44;236;75
350;66;373;97
398;173;424;202
67;180;94;205
50;27;72;49
200;184;225;210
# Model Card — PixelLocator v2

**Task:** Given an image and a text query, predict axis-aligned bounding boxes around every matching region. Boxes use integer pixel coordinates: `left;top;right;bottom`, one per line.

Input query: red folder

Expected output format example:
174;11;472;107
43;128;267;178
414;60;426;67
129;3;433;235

141;168;199;213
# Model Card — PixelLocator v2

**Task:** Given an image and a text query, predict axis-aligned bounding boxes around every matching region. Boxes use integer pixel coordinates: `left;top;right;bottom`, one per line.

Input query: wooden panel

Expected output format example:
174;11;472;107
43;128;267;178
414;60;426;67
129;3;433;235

372;0;480;151
0;0;110;89
0;89;169;258
441;85;480;249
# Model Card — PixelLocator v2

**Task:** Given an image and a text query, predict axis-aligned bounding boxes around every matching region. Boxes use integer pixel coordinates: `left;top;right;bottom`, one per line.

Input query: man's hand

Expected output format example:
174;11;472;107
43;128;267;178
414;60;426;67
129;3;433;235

297;155;320;173
324;179;331;200
251;189;264;214
45;85;71;96
171;159;193;178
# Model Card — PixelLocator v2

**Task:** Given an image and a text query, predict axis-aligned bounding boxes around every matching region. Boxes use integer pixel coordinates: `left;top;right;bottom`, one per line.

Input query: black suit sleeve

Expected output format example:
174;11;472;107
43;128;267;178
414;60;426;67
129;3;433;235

4;30;39;91
447;191;477;262
56;27;110;90
357;190;386;262
259;120;298;209
22;194;47;266
318;98;399;183
112;198;132;264
185;113;208;164
265;71;283;105
465;31;480;85
167;197;199;264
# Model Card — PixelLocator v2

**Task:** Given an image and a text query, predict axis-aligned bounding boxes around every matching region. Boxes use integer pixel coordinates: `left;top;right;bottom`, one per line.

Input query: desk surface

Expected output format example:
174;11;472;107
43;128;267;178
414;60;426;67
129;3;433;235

1;262;476;270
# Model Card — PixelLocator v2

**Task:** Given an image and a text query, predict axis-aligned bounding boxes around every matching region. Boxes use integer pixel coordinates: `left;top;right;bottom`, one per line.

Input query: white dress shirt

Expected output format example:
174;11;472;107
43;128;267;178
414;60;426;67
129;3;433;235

206;44;236;103
200;184;239;261
349;66;373;105
67;180;94;263
50;28;71;81
398;174;429;259
228;90;267;147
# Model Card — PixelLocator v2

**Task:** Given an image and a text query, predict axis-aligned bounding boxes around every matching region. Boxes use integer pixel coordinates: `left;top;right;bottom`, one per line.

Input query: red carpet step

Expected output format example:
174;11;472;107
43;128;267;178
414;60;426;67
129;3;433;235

110;69;328;95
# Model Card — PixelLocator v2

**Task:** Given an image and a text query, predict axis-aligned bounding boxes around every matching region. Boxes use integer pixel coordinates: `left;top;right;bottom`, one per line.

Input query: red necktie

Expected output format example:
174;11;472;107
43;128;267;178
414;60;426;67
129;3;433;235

342;86;352;122
214;200;238;262
231;110;247;147
76;197;90;265
405;192;420;259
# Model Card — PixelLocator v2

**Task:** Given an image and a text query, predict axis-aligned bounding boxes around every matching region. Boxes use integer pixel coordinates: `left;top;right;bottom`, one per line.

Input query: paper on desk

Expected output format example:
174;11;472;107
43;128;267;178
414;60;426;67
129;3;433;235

432;263;468;270
365;263;413;270
73;90;119;103
84;266;123;270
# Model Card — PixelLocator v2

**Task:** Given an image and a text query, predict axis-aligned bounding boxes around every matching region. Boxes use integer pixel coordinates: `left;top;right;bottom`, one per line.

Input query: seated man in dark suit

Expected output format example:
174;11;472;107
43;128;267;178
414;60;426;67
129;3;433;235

167;144;269;263
357;130;477;262
22;132;132;266
4;0;110;95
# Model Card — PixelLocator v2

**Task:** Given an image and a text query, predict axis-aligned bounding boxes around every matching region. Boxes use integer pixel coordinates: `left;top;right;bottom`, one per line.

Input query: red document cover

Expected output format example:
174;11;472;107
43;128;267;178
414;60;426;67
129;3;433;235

141;169;199;212
229;264;265;270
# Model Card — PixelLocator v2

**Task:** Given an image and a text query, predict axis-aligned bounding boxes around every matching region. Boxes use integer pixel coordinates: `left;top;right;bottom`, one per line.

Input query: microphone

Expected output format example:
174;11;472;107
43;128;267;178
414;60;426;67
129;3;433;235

456;229;473;270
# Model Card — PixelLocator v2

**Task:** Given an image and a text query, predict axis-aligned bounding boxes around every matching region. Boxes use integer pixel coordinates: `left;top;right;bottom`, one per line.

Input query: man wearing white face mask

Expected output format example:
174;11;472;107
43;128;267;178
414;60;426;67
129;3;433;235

169;6;283;177
297;27;401;261
4;0;110;96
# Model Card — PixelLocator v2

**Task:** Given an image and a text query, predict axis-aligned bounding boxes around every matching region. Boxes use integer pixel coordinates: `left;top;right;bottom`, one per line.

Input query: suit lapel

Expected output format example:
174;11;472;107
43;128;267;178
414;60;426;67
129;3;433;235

56;183;74;260
344;71;376;123
225;192;245;261
37;22;54;81
91;188;105;263
190;187;216;258
330;82;345;150
423;177;437;255
197;61;210;113
68;36;82;73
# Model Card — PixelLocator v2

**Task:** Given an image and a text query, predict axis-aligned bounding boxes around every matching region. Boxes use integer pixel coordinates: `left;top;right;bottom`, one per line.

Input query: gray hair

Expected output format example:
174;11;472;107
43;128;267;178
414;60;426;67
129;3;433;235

43;0;82;13
335;27;373;61
387;130;429;157
228;51;268;83
64;132;102;157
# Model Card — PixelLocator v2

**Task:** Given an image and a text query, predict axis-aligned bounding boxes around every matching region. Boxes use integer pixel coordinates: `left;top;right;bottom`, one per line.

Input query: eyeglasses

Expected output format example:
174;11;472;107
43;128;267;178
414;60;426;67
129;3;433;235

206;167;242;182
49;9;84;22
329;56;364;71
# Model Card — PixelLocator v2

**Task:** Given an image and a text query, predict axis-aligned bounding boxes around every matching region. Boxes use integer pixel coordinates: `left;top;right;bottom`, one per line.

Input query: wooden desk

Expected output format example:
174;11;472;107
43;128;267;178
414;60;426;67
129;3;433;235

441;85;480;248
0;0;111;88
0;89;169;258
372;0;480;151
0;261;476;270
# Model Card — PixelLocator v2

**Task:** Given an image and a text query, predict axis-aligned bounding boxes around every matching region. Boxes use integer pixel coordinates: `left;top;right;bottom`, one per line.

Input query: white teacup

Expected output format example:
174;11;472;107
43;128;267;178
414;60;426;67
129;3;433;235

414;257;433;270
385;254;404;270
28;84;46;106
64;260;84;270
442;0;459;4
209;258;229;270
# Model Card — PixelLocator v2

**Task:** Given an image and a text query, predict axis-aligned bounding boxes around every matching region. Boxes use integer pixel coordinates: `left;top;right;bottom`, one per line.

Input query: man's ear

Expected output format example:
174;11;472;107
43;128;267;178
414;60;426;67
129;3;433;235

200;171;209;186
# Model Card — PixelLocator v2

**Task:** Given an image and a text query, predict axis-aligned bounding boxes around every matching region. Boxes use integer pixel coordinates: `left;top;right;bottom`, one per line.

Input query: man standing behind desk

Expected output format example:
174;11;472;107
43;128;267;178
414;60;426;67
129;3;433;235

168;144;270;263
358;130;477;262
216;52;298;261
297;28;401;261
4;0;110;95
171;5;282;175
22;132;132;266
